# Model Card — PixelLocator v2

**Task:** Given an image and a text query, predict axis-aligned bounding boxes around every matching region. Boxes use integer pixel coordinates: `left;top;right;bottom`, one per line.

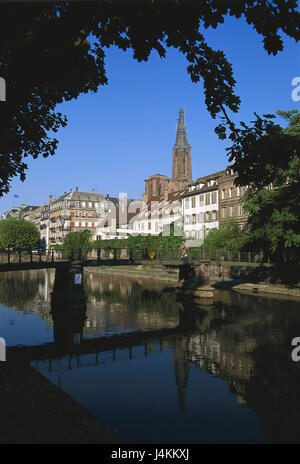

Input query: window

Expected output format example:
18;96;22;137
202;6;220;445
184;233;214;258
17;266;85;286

199;195;204;206
222;207;226;218
148;222;151;230
185;215;190;224
185;198;190;208
75;201;79;207
88;212;92;217
199;212;204;223
211;192;217;204
94;203;98;209
237;187;241;197
88;222;92;227
191;197;196;208
230;206;234;217
88;202;92;208
192;214;196;224
221;189;226;199
75;221;79;227
81;221;86;227
205;194;210;205
81;201;86;208
205;211;210;222
75;211;79;217
230;187;234;198
141;223;144;230
238;204;243;216
155;222;158;232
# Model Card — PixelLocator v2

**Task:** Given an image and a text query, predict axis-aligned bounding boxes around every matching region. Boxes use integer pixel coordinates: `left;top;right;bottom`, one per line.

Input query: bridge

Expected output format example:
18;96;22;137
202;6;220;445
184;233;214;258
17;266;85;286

0;247;265;272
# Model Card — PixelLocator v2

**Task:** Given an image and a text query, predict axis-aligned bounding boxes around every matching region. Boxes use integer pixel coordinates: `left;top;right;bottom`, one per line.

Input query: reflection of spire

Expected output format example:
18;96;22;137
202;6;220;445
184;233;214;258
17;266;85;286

172;337;191;413
175;108;189;147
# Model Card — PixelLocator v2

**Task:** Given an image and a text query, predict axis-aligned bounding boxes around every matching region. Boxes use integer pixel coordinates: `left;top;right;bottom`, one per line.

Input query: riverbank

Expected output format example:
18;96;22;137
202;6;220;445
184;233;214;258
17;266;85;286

0;362;125;444
85;266;300;299
213;280;300;299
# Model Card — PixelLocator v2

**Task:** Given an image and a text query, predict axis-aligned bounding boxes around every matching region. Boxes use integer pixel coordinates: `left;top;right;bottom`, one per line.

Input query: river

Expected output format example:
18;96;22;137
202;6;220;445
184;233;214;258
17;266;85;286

1;268;300;444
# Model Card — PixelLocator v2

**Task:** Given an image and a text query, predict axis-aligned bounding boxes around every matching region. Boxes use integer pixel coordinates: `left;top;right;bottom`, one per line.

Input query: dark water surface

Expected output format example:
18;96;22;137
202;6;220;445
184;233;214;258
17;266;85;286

1;269;300;443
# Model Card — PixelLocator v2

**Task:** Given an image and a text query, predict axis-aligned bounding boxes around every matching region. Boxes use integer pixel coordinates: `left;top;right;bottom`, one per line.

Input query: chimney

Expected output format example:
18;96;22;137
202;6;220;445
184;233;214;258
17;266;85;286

76;187;78;192
49;195;53;204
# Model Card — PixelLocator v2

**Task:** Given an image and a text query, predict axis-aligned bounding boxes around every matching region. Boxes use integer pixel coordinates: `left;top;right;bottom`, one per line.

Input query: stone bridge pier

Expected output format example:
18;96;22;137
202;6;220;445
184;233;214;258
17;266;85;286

175;263;215;299
51;261;87;310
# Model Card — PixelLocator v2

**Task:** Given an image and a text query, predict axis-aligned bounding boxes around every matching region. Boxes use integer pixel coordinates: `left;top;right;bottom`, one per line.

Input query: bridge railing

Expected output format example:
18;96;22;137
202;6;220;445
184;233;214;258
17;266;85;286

0;247;264;266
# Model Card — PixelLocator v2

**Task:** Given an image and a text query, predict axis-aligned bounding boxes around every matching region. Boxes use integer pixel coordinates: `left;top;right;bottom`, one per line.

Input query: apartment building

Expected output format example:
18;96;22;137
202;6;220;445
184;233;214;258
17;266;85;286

218;167;248;228
131;191;183;236
181;171;225;240
96;197;141;240
40;202;51;248
48;188;108;245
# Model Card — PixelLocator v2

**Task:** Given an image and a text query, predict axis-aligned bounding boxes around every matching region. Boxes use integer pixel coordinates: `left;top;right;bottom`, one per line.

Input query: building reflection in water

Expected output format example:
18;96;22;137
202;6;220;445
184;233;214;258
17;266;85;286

1;269;300;442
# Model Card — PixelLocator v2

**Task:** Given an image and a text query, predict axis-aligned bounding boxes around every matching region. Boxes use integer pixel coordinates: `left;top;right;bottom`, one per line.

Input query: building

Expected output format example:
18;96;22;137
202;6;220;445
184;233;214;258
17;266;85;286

19;205;40;221
40;202;51;248
218;166;248;229
96;197;140;240
1;204;38;220
144;108;192;201
131;190;183;236
48;188;108;245
181;170;225;240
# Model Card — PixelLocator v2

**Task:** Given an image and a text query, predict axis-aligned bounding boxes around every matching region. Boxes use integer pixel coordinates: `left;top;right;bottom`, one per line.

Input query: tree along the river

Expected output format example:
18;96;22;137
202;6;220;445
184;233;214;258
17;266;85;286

220;110;300;265
0;1;299;194
0;218;40;249
202;219;248;255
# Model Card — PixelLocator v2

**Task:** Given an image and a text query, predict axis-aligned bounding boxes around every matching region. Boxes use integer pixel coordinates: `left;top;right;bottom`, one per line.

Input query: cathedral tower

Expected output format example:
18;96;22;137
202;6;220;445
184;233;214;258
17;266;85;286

144;107;192;202
172;108;192;182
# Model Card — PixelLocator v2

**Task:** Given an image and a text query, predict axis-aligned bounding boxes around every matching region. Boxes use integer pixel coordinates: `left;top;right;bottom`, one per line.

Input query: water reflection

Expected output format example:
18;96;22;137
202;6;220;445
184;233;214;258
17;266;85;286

1;269;300;442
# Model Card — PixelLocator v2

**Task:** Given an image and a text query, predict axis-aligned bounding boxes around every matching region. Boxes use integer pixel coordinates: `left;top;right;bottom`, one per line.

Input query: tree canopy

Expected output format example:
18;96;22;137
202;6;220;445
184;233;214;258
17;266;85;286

62;229;92;249
202;219;247;254
0;218;40;249
227;110;300;264
0;1;299;194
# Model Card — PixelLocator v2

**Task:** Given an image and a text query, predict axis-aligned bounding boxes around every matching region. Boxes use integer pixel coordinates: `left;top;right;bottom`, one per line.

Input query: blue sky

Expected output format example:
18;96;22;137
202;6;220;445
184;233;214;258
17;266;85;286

1;14;299;214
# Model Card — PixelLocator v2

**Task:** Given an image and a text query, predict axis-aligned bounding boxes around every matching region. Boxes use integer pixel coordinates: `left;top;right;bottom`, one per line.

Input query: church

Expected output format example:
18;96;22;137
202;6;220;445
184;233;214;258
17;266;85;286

143;107;192;202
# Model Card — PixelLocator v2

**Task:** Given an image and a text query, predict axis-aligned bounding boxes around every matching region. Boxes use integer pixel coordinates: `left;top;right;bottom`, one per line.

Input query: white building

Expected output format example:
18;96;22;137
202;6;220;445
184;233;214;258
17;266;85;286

181;171;225;241
96;197;142;240
130;191;183;237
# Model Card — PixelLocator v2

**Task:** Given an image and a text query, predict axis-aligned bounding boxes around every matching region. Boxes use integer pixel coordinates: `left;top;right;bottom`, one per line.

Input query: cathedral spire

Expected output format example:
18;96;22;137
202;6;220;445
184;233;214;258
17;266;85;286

175;107;189;147
172;107;192;182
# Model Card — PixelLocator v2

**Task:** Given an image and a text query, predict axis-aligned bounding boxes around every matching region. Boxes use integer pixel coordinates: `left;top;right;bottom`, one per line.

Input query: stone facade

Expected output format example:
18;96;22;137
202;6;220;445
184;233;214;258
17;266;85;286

48;188;108;245
172;108;192;182
144;108;192;202
218;167;248;228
